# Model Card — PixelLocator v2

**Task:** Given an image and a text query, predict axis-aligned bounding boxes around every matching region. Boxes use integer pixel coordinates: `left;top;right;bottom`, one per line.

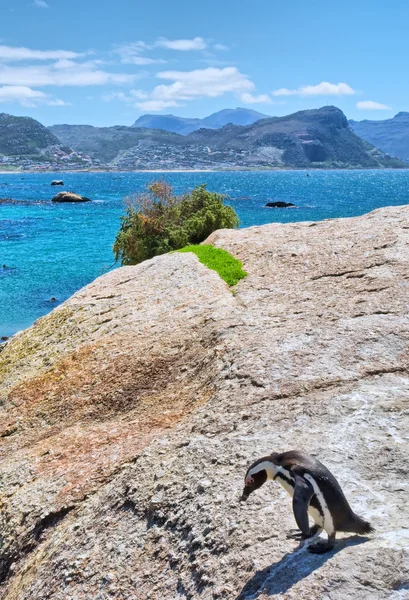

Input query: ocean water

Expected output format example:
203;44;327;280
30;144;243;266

1;169;409;338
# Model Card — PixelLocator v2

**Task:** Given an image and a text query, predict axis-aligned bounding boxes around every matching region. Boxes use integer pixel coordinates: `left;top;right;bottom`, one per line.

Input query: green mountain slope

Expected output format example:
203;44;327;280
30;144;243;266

0;113;67;157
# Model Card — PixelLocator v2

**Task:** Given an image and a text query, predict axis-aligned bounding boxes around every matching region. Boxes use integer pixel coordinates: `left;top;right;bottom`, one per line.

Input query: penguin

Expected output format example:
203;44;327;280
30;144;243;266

241;450;373;553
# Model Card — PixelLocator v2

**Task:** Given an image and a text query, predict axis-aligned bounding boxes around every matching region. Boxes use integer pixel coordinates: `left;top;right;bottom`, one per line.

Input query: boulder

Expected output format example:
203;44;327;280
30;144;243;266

266;201;296;208
0;206;408;599
51;180;64;186
51;192;90;203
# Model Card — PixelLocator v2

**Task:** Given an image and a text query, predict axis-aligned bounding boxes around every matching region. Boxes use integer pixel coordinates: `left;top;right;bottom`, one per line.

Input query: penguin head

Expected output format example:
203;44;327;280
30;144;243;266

241;456;276;501
241;468;267;501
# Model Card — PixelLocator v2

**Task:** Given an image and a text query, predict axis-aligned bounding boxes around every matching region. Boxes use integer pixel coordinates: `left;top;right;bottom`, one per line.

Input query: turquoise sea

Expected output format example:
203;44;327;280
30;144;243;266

1;170;409;338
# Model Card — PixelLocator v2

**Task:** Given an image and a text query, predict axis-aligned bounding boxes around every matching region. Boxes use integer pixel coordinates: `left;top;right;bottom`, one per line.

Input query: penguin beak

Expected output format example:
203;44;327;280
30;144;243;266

241;474;254;501
240;488;250;502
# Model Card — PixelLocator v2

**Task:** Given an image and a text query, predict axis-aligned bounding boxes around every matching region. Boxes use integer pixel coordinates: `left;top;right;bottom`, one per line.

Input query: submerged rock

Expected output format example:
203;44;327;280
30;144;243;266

0;206;408;599
265;200;296;208
51;180;64;186
51;191;90;203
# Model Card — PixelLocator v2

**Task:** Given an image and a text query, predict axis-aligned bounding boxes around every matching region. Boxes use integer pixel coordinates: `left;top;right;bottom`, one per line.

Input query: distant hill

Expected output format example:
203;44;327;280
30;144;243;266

50;106;408;170
0;113;69;160
350;112;409;162
201;108;270;128
131;107;270;135
49;124;182;163
131;114;202;135
183;106;407;169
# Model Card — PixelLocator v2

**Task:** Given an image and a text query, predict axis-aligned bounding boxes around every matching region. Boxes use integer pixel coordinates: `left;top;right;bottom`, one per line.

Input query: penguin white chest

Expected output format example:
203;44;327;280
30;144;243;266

308;505;325;527
304;474;334;534
279;478;295;498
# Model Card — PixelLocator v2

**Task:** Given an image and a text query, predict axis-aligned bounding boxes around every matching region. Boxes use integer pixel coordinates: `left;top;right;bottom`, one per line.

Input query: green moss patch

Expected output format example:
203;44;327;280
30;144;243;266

178;244;247;286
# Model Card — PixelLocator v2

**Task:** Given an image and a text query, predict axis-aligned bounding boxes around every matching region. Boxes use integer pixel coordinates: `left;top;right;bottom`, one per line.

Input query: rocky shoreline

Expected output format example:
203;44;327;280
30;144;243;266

0;206;408;599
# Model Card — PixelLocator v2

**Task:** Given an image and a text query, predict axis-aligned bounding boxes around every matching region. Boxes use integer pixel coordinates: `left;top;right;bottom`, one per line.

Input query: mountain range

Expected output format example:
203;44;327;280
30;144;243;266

1;106;408;171
349;112;409;162
49;106;406;170
131;107;270;135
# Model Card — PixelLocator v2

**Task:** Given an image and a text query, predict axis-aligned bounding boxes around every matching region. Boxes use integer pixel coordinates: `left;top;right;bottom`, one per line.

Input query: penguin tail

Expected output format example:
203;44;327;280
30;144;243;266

347;513;374;535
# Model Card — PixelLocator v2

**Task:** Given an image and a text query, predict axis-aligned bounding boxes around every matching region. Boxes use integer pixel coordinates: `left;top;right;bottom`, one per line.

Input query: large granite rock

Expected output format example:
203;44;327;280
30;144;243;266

51;192;90;203
265;201;296;208
0;206;408;599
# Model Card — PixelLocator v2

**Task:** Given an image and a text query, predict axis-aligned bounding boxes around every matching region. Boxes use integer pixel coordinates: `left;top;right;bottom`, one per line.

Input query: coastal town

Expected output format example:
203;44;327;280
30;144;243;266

0;147;97;171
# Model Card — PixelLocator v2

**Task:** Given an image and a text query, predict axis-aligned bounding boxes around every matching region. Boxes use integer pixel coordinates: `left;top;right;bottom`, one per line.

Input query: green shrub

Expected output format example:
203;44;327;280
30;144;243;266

178;245;247;286
113;182;239;265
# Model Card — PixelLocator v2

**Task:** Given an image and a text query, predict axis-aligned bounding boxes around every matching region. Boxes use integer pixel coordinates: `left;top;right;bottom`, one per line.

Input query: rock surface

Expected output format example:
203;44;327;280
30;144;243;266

51;192;90;203
51;180;64;186
0;206;408;599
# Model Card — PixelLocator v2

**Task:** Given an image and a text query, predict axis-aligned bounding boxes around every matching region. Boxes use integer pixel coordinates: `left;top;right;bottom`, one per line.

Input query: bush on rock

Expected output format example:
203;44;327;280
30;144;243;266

113;182;239;265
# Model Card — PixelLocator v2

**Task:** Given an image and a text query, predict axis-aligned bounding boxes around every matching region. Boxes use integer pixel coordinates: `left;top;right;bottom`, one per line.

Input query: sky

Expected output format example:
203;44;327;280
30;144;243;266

0;0;408;126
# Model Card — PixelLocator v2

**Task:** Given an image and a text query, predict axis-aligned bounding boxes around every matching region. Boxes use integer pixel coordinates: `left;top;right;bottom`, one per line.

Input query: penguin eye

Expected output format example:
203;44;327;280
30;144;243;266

245;476;254;486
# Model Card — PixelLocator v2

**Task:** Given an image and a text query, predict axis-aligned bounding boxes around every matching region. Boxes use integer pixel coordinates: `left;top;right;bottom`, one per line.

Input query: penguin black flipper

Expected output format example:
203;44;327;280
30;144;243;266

292;473;315;536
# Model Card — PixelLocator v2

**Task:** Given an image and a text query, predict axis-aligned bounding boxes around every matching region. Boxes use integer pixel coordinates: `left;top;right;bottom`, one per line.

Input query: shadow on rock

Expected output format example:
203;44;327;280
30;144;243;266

236;536;370;599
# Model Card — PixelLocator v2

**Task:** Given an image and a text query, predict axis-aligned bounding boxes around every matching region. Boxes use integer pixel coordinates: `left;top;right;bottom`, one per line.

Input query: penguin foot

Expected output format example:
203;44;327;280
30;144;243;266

287;525;321;541
307;541;334;554
286;529;307;540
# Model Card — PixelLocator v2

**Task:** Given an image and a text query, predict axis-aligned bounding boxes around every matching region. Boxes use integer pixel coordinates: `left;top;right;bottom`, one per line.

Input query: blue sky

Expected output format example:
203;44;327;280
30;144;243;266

0;0;408;126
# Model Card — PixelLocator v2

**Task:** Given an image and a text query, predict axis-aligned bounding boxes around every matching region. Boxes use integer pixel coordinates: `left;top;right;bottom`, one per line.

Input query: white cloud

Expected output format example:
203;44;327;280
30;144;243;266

103;90;148;102
113;37;227;67
356;100;391;110
0;45;81;61
103;89;180;112
199;58;232;67
107;67;257;112
272;81;356;97
113;43;165;65
0;85;46;101
124;56;165;65
128;90;148;100
213;43;228;51
47;99;71;106
153;67;254;101
156;37;207;51
0;84;70;107
131;41;152;51
33;0;49;7
134;100;181;112
240;92;272;104
0;60;137;87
